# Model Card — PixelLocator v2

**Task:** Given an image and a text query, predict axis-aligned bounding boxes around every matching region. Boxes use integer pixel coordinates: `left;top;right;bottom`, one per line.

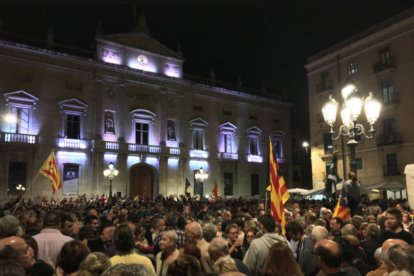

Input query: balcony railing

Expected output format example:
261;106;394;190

247;154;263;163
105;141;119;150
128;144;161;153
373;59;395;74
316;81;333;93
383;165;401;176
218;152;239;160
58;138;88;149
377;133;403;147
1;132;37;144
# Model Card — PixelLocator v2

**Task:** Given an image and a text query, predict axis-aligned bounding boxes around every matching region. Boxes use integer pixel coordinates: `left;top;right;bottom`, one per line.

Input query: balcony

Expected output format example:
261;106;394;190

0;132;37;144
218;152;238;160
247;154;263;163
58;138;88;149
373;59;395;74
128;144;161;154
377;133;403;147
92;140;184;157
383;165;401;176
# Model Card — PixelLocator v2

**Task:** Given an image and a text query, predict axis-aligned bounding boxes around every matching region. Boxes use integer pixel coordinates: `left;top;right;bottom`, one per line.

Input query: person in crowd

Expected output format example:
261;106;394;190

243;214;289;275
56;240;90;276
208;237;250;276
360;223;381;272
344;172;361;216
153;212;186;255
0;235;36;272
0;259;25;276
367;239;408;276
185;221;214;273
299;225;329;276
78;252;111;276
260;241;303;276
156;231;179;276
285;220;305;262
380;207;413;245
25;215;41;236
402;212;412;232
0;215;22;238
84;215;100;236
226;223;244;260
61;214;77;238
22;235;54;276
384;243;414;274
334;236;362;276
101;263;156;276
314;239;354;276
242;228;257;253
149;216;166;247
202;223;218;243
33;211;73;267
166;254;202;276
110;224;156;274
100;225;116;256
330;217;344;233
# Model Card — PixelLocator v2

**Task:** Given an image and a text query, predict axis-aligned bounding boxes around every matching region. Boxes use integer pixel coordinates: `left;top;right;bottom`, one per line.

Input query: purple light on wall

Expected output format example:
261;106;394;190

128;58;157;73
247;154;263;163
163;63;181;78
101;47;121;65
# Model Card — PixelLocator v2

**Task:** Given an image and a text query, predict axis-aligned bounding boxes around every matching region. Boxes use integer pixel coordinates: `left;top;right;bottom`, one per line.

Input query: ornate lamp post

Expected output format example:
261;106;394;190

16;184;26;198
322;83;381;173
103;162;119;202
302;141;309;154
195;167;208;196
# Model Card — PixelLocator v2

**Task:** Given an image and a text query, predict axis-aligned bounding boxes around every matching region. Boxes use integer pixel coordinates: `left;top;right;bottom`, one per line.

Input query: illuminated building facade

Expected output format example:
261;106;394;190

0;20;291;200
306;9;414;192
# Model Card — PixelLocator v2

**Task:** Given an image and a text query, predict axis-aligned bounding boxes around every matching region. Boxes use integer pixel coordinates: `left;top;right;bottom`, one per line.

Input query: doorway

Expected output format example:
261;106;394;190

130;164;154;199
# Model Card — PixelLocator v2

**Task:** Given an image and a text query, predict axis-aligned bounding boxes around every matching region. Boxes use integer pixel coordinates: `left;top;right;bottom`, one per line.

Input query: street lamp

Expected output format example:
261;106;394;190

322;83;381;173
195;167;208;196
16;184;26;198
103;162;119;202
302;141;309;154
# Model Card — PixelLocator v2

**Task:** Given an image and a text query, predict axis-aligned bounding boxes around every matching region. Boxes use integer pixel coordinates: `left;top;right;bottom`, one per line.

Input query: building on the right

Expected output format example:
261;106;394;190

305;8;414;194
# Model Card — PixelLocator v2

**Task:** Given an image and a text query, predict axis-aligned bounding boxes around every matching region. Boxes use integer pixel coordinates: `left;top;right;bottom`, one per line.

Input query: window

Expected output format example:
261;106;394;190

247;126;262;156
250;137;258;155
356;158;363;170
271;131;285;160
3;90;38;134
317;71;331;92
383;118;396;142
224;172;233;196
104;111;115;134
130;109;155;145
8;162;27;195
386;153;399;176
189;117;208;151
349;62;358;75
379;48;391;65
381;80;396;103
193;105;203;111
323;133;333;154
58;98;88;139
136;123;149;145
219;122;237;154
251;174;259;196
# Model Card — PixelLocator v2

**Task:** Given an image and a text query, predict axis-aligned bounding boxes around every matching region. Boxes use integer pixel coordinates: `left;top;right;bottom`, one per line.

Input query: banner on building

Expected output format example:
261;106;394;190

62;164;79;195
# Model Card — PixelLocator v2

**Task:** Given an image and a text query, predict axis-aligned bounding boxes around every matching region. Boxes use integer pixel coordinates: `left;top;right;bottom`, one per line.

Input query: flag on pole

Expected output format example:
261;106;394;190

39;149;62;193
269;137;290;234
212;180;219;198
185;178;191;193
333;188;351;221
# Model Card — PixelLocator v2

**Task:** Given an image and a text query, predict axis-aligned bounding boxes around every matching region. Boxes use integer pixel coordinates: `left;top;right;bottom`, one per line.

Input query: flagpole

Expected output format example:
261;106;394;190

264;188;268;213
12;170;42;215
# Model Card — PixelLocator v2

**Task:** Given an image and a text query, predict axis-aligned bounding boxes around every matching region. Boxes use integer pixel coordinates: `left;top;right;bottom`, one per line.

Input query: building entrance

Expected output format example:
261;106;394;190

130;164;153;199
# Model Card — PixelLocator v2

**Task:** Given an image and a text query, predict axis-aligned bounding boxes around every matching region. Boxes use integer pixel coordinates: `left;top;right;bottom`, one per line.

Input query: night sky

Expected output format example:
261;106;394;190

1;1;414;138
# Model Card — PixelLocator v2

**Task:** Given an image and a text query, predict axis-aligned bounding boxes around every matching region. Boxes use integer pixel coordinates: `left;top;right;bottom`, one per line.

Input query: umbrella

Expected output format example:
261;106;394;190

365;180;406;191
288;188;310;195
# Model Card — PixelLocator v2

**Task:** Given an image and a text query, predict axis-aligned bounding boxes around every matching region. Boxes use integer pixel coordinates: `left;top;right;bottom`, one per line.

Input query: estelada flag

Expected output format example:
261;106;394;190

269;137;290;234
212;181;219;198
39;149;62;193
333;188;351;221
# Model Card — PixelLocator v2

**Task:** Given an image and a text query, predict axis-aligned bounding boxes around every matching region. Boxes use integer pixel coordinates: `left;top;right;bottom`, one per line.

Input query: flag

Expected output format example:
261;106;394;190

212;180;219;198
333;188;351;221
326;151;340;197
39;149;62;193
269;137;290;234
185;178;191;192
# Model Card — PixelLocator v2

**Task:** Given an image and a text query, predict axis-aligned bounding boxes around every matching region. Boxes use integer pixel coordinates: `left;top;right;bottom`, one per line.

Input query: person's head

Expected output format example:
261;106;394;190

100;226;115;242
258;214;276;233
185;222;203;243
386;208;403;231
78;226;95;246
180;243;201;260
225;223;239;243
165;212;178;227
43;212;62;229
78;252;111;276
208;237;230;261
84;215;99;232
213;256;238;274
0;215;21;237
152;216;165;233
245;228;257;245
261;241;302;276
160;230;178;251
22;235;38;260
167;255;201;276
0;259;25;276
348;172;357;181
0;236;35;270
202;223;218;242
101;263;154;276
113;224;135;254
365;223;380;240
61;214;75;237
314;239;342;272
285;221;304;241
330;217;344;232
56;240;90;275
384;243;414;274
311;225;329;241
340;224;357;237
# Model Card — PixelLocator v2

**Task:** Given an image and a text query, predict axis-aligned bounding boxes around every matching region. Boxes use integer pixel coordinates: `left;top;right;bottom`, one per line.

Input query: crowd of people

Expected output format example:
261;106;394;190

0;193;413;276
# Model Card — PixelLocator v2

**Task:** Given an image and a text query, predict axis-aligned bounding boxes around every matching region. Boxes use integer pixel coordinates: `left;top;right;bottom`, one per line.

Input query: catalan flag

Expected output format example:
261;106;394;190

333;188;350;221
212;180;219;198
39;149;62;193
269;137;290;234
